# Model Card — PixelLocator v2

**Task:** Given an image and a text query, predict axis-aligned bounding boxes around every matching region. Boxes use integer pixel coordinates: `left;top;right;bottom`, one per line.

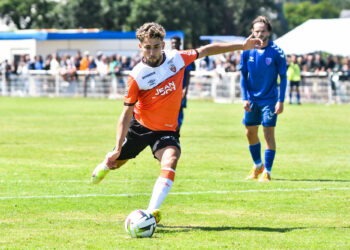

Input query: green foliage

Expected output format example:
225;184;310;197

99;0;133;30
284;0;350;9
0;97;350;248
0;0;57;29
225;0;278;35
0;0;285;47
124;0;223;47
284;0;340;30
125;0;279;47
51;0;104;29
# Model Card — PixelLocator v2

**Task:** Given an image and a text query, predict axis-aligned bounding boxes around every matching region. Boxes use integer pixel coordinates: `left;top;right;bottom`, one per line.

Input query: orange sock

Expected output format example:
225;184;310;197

160;168;175;181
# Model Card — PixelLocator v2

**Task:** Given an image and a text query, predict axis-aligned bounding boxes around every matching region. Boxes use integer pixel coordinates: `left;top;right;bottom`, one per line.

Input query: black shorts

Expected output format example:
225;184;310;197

290;81;300;87
117;117;181;160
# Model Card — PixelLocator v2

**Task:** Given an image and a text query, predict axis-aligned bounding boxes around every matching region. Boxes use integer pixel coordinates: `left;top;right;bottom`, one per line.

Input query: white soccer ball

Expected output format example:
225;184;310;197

125;209;156;238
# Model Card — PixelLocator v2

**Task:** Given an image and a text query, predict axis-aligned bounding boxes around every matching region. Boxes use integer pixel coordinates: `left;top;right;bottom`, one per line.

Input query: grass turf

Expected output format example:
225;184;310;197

0;97;349;249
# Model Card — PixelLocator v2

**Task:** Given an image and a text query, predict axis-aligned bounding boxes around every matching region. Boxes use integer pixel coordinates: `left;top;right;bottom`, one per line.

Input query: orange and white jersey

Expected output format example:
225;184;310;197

124;49;198;131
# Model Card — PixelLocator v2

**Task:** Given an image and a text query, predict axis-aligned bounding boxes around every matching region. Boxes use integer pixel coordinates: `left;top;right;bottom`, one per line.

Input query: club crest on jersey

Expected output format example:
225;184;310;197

169;64;176;72
266;57;272;65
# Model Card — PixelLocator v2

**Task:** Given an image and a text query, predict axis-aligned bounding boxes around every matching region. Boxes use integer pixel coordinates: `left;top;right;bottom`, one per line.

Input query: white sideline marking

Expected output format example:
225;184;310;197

1;187;350;200
0;179;248;184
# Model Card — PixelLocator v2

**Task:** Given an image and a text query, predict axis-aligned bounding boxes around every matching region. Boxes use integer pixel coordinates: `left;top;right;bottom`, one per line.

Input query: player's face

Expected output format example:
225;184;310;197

139;38;165;66
171;39;180;50
252;22;270;46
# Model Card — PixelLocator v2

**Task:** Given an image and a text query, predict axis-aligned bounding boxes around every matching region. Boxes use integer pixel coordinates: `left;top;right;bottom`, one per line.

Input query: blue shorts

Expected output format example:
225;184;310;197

242;102;277;127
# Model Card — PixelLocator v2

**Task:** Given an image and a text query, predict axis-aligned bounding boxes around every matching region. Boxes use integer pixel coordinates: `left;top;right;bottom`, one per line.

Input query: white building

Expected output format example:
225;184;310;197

0;29;184;62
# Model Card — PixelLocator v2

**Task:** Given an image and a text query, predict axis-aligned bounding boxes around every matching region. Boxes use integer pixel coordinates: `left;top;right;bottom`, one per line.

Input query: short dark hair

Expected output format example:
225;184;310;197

251;16;272;32
171;36;181;43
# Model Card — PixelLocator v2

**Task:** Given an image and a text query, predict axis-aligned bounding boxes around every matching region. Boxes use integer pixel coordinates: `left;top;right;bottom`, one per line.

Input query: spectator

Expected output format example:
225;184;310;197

50;53;60;74
25;55;35;70
287;54;302;104
43;54;52;70
109;55;121;76
59;54;77;82
74;51;82;69
79;51;89;71
16;55;29;75
297;56;305;72
97;55;109;76
225;61;236;72
314;53;326;73
34;55;43;70
325;55;335;72
305;53;315;72
95;51;103;70
341;57;349;72
121;56;131;70
198;60;209;71
88;56;97;72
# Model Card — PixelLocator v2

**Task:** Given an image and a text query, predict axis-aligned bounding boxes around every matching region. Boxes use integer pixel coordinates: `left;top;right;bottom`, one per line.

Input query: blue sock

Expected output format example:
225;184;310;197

249;143;262;166
297;93;300;103
264;149;276;173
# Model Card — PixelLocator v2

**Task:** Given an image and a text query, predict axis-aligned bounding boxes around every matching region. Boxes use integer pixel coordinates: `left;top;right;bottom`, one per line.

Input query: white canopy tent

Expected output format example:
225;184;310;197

275;18;350;56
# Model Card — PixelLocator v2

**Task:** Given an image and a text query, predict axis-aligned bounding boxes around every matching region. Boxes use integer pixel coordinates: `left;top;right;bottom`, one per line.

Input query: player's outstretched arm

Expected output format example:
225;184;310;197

197;34;262;59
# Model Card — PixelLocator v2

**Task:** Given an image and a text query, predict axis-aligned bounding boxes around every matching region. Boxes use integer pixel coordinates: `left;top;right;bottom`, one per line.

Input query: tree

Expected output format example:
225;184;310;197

284;0;340;30
224;0;279;36
52;0;104;29
125;0;281;47
0;0;57;29
98;0;133;30
0;0;285;46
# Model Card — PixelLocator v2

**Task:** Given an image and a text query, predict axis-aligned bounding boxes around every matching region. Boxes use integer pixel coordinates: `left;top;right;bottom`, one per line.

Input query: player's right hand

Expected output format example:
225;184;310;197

105;151;120;169
243;100;251;112
242;33;263;50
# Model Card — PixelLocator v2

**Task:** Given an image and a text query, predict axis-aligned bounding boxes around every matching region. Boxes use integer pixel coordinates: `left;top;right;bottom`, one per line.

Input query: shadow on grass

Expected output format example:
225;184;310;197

157;225;308;233
275;178;350;183
157;225;350;234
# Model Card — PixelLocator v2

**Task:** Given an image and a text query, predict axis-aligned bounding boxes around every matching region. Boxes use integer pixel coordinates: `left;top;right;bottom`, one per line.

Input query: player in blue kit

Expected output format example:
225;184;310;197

239;16;287;182
170;36;195;131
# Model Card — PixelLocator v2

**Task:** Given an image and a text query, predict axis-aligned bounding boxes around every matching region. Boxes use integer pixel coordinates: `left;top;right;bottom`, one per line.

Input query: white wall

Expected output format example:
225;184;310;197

0;38;177;63
0;39;36;62
37;39;142;57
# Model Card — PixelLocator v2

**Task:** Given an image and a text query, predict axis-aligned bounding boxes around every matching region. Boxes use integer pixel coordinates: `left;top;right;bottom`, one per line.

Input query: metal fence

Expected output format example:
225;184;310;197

1;70;349;104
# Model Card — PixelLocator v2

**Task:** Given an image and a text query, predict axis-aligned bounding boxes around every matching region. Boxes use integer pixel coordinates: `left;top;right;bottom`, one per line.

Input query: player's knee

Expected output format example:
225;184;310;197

246;129;257;139
163;155;179;169
263;129;275;143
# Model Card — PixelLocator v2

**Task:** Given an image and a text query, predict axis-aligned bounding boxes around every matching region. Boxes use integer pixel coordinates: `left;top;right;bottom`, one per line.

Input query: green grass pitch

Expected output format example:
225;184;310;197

1;97;350;249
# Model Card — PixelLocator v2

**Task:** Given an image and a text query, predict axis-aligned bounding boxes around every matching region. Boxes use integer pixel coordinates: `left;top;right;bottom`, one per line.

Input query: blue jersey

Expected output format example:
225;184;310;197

182;63;194;89
239;40;287;104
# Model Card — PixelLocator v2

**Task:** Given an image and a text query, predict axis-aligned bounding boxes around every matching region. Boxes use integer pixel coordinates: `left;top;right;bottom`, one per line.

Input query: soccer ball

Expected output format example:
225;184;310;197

125;209;156;238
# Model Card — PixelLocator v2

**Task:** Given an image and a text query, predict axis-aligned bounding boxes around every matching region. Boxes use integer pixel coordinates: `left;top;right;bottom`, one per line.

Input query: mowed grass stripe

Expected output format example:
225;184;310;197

1;186;350;200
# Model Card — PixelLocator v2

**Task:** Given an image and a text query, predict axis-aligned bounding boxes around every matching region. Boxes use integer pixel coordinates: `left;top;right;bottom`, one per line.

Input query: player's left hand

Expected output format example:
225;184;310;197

275;102;284;114
242;33;263;50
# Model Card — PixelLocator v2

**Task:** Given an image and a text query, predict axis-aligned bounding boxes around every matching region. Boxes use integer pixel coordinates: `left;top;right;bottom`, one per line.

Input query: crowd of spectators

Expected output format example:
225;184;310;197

286;52;350;75
2;51;142;82
2;50;350;81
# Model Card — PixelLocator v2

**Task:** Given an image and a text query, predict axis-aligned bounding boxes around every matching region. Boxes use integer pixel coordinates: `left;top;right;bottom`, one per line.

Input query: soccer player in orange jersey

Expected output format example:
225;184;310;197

91;22;262;223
